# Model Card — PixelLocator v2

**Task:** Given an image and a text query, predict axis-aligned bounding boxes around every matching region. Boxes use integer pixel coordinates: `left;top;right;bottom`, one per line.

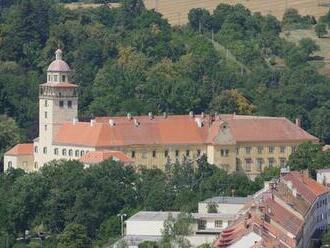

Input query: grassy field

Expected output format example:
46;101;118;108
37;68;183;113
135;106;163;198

281;28;330;76
143;0;330;25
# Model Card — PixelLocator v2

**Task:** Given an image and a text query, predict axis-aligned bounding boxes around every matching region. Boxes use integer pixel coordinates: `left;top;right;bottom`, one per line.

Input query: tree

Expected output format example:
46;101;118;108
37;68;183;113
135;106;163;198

298;38;320;55
0;116;21;171
208;89;255;115
188;8;213;32
138;241;159;248
57;224;91;248
321;227;330;246
315;23;328;38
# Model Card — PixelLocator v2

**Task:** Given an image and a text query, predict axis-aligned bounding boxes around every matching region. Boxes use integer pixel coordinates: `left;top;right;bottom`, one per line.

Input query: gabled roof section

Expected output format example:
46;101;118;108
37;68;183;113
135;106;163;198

5;143;34;156
79;150;133;164
282;171;329;204
53;114;318;147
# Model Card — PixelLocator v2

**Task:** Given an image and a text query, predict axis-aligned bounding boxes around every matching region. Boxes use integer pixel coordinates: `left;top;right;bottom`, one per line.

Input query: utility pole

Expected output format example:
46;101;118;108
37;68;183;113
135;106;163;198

117;213;127;237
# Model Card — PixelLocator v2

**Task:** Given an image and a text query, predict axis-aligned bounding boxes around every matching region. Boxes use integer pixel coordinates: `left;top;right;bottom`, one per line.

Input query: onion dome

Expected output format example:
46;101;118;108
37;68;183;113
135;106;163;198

47;49;71;72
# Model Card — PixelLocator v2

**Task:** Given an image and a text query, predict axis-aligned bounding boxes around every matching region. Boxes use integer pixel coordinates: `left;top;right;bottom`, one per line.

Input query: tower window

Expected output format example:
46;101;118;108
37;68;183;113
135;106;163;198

54;75;58;82
43;147;47;154
45;100;48;107
62;75;66;82
175;150;179;157
186;150;190;157
45;125;47;131
59;101;64;107
45;112;47;119
48;75;51;82
68;101;72;108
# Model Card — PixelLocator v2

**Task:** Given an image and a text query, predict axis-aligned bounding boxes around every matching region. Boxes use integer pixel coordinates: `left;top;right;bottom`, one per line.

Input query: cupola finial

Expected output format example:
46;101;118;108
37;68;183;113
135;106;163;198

55;49;63;60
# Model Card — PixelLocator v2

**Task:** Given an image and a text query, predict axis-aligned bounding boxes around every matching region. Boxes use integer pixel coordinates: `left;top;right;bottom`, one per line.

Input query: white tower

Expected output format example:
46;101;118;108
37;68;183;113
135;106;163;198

34;49;78;168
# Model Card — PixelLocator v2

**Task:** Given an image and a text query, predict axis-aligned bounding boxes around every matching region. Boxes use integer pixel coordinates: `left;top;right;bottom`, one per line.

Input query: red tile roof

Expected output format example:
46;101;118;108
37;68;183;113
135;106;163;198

53;114;318;147
79;150;133;164
283;171;329;204
5;143;34;156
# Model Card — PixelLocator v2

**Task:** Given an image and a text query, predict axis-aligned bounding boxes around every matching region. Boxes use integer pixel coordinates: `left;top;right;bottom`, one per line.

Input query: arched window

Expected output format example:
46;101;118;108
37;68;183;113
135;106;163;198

75;150;80;157
54;148;59;155
62;75;66;82
8;161;12;168
80;150;85;156
68;149;73;157
43;147;47;154
62;149;67;156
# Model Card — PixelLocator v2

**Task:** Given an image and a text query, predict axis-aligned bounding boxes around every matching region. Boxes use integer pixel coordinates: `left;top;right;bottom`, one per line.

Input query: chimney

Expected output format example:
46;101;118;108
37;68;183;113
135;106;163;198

195;117;204;128
109;119;115;127
73;117;78;125
189;111;194;118
148;112;153;120
90;119;96;127
127;113;132;120
134;119;140;127
295;118;301;127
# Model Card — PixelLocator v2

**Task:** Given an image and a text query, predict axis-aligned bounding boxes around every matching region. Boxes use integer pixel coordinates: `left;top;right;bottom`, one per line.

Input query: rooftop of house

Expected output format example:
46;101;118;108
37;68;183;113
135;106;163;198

126;211;181;222
202;196;250;205
79;150;133;165
282;171;329;204
5;143;34;156
53;114;318;147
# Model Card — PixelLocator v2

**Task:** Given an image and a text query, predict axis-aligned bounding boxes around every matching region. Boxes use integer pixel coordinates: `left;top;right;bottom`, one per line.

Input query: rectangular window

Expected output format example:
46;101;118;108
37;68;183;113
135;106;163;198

68;100;72;108
245;158;252;172
197;149;201;156
45;100;48;107
175;150;179;157
221;149;229;157
268;158;275;168
152;150;156;158
131;151;135;158
54;148;58;155
269;146;274;153
215;220;223;228
34;146;38;153
256;158;263;171
245;147;251;154
280;146;286;153
292;145;297;153
198;220;206;230
62;75;66;82
43;147;47;154
236;147;240;155
45;125;47;131
257;146;263;154
165;150;169;157
59;100;64;107
186;150;190;157
54;75;58;82
45;111;47;119
280;158;286;167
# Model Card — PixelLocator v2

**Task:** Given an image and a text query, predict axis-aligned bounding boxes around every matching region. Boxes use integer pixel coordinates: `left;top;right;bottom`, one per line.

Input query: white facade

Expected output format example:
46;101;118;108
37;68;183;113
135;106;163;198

198;196;248;215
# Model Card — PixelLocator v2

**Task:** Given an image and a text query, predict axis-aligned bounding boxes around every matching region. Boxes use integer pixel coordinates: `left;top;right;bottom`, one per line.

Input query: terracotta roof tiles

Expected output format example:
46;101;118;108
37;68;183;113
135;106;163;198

53;114;318;147
5;143;34;156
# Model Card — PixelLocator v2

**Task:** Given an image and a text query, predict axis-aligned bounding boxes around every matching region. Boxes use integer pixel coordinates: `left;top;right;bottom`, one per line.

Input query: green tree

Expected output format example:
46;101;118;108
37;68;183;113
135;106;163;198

315;23;328;38
57;224;91;248
188;8;213;32
0;115;21;170
298;38;320;55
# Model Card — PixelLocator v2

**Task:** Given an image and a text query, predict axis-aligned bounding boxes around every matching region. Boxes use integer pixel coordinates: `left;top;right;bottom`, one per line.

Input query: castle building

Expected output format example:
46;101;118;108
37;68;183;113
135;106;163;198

3;50;319;176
